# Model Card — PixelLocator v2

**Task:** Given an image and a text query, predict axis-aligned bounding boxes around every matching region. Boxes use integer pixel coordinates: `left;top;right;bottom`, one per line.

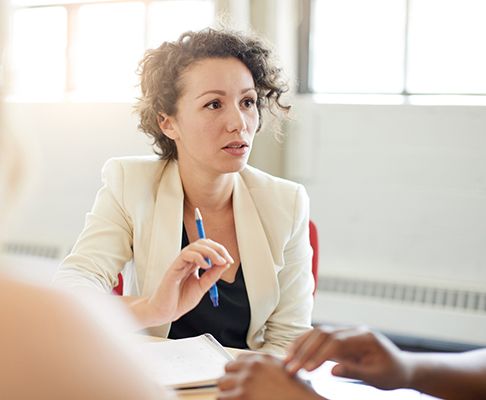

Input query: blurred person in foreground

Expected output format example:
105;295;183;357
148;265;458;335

0;4;228;399
217;325;486;400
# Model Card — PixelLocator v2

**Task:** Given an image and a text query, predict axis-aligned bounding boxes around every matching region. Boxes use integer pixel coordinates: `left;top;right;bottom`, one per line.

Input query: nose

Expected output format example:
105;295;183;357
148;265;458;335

226;104;247;134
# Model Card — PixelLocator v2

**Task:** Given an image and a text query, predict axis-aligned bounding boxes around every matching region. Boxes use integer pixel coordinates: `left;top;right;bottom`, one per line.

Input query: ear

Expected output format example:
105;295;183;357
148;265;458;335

157;113;179;140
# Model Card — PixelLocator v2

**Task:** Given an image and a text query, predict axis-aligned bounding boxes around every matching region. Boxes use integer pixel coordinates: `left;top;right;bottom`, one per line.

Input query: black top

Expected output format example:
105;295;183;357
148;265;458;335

168;224;251;349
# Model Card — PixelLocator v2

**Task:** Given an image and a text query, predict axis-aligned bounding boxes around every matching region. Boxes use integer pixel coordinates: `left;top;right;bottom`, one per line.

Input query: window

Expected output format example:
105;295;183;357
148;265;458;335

306;0;486;96
11;6;68;100
75;2;146;98
406;0;486;94
8;0;215;101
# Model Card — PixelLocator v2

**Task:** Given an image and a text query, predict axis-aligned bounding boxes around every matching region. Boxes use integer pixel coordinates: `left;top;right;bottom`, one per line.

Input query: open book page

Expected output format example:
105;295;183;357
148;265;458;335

134;334;234;389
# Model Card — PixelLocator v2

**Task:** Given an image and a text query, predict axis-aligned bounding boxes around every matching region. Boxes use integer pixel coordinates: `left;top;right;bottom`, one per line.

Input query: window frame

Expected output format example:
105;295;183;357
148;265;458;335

300;0;486;97
8;0;215;99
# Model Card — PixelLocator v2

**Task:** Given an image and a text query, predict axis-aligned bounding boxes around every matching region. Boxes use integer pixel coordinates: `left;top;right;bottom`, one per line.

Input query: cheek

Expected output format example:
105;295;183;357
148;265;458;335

248;112;259;133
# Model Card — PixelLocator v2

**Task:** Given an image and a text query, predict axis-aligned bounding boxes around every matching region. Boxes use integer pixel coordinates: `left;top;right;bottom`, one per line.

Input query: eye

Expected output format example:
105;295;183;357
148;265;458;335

204;100;221;110
241;97;255;108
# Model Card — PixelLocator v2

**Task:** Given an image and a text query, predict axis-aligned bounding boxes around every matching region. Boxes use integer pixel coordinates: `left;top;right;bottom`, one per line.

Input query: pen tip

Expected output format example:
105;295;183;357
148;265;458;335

195;207;202;220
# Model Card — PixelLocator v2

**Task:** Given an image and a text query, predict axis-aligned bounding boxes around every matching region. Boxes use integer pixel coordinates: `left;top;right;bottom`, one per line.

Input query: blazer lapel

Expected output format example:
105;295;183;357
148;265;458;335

233;172;279;341
142;160;184;297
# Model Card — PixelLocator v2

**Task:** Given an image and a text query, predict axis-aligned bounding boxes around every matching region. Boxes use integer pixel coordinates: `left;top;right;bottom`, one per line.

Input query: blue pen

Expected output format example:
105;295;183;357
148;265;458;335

195;207;219;307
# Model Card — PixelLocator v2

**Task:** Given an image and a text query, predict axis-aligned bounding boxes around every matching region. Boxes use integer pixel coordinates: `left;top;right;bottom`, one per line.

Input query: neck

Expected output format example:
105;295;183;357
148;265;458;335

178;161;236;213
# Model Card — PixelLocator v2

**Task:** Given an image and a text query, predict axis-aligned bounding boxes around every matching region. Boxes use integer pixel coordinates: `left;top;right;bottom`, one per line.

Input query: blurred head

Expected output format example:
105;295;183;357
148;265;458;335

134;27;291;161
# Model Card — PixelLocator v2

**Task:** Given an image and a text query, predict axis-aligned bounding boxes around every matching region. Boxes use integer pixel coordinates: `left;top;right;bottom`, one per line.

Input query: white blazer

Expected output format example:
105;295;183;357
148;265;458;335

53;156;314;355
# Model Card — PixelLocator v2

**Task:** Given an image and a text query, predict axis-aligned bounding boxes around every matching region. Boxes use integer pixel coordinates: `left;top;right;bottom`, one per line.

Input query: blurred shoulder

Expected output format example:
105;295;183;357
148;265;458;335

0;276;81;340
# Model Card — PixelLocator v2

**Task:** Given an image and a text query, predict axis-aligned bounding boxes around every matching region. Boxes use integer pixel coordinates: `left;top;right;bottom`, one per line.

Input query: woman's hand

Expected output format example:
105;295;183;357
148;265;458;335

217;353;323;400
124;238;233;328
285;325;411;391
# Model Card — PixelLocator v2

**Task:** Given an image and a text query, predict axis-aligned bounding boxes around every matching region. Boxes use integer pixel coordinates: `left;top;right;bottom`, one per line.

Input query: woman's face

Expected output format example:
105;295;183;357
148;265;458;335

160;57;259;177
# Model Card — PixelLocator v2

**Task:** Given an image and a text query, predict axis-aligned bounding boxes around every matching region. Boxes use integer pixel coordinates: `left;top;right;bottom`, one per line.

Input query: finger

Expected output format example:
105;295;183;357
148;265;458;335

287;325;336;358
286;329;331;374
287;326;358;374
301;329;362;371
298;327;379;376
176;244;227;272
203;238;235;264
331;362;362;381
285;329;314;361
326;327;379;360
224;360;242;373
198;263;229;291
183;245;226;268
217;372;238;391
216;387;242;400
235;352;260;361
223;354;259;373
193;239;234;266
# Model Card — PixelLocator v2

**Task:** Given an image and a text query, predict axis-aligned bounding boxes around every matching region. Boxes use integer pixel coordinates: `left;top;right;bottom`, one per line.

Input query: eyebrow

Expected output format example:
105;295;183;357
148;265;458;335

195;88;256;99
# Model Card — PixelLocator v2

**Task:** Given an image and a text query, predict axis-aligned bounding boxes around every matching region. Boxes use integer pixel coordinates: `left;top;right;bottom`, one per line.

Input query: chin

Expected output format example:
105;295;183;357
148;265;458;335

220;160;249;175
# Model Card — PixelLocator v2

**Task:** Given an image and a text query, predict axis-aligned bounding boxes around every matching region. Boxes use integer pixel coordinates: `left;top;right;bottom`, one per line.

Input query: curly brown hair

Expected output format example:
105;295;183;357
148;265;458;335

134;27;291;160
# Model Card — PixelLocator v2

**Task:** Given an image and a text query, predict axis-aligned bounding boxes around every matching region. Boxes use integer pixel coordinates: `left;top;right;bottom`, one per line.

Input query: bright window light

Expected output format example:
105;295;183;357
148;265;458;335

147;0;215;48
310;0;406;94
6;0;215;101
11;6;67;97
75;2;145;98
407;0;486;94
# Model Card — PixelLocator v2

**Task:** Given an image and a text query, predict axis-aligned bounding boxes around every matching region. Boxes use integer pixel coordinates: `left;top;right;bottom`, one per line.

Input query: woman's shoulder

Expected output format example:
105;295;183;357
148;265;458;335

103;155;164;172
239;165;305;193
101;155;170;183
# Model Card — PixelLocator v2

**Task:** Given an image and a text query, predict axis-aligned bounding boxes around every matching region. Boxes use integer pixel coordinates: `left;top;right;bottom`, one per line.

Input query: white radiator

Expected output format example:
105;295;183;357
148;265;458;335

313;275;486;347
1;241;66;283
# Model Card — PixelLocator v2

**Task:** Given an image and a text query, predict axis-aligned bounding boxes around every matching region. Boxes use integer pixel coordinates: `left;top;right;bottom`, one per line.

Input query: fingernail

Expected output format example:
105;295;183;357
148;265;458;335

285;361;296;373
304;360;316;371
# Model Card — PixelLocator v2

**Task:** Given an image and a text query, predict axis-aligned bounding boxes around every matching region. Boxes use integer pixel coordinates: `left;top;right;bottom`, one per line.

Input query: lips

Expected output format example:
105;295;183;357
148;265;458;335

223;141;248;149
223;141;249;156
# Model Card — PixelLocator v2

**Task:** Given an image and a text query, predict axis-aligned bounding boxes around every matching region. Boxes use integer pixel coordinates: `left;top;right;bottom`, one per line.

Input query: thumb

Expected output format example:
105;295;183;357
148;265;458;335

198;264;228;292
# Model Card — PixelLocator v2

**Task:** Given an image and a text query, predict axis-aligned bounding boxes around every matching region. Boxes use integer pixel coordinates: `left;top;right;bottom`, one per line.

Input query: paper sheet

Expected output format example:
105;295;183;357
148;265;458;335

134;334;234;388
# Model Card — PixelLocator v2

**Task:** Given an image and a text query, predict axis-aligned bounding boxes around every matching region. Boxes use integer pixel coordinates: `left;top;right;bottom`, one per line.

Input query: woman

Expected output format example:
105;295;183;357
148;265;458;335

53;27;314;355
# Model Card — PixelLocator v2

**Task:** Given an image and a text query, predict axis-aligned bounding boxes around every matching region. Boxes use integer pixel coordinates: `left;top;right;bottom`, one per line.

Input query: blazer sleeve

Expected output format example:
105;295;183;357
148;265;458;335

51;158;134;292
260;184;314;355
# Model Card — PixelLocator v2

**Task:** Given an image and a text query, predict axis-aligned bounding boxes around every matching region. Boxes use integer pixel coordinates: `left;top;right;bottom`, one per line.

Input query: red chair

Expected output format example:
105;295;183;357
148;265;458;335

112;273;123;295
309;220;319;297
113;221;319;297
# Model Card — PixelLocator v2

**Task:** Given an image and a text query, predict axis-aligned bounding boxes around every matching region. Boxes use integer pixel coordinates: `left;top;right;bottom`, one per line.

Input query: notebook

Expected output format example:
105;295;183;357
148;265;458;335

135;334;234;391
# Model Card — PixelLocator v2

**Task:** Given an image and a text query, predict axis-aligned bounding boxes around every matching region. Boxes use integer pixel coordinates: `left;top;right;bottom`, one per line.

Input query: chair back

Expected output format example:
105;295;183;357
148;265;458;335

112;274;123;295
309;219;319;297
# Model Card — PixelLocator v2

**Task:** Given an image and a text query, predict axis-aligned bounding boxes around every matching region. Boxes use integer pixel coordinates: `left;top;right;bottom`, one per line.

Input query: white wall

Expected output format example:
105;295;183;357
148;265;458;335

4;102;153;254
288;96;486;290
4;95;486;346
286;96;486;346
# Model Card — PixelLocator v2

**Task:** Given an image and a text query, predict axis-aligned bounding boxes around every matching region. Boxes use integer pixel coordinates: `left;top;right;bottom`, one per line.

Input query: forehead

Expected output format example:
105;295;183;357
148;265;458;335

180;57;255;94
